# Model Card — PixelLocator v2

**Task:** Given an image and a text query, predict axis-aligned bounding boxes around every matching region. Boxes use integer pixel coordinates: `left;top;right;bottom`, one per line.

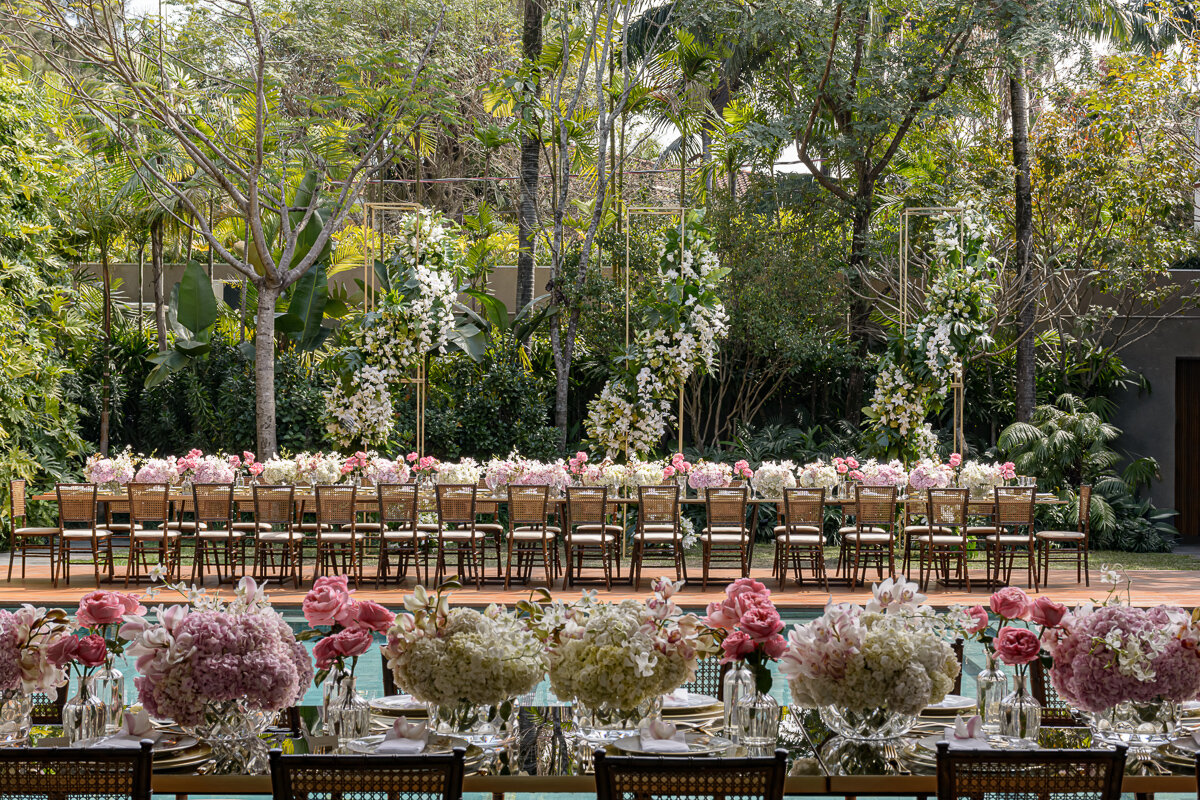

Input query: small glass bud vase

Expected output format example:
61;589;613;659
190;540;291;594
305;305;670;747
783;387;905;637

323;672;370;745
737;691;780;747
0;689;32;745
92;663;125;732
63;675;107;744
998;670;1040;747
975;653;1008;734
722;661;753;742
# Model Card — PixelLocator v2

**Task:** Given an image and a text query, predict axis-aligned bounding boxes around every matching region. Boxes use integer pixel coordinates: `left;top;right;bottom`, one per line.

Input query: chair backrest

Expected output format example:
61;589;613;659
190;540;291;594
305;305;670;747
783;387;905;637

993;485;1036;528
638;485;679;533
9;479;26;524
706;486;748;528
30;689;67;724
254;486;296;528
127;483;170;526
315;485;358;528
269;748;466;800
0;741;153;800
1078;484;1092;537
56;484;98;528
379;484;419;531
854;485;897;527
435;484;477;527
192;483;234;526
783;488;824;528
381;649;397;695
927;488;969;529
680;656;730;700
594;748;787;800
508;484;550;529
566;486;609;528
935;742;1125;800
1029;657;1082;727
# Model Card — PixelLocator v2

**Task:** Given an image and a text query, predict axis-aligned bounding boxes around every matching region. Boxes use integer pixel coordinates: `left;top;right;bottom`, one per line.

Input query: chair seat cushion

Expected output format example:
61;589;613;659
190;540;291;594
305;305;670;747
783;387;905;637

633;531;678;542
567;533;615;544
61;529;112;539
986;534;1034;545
296;523;332;532
575;524;623;535
101;523;143;532
474;523;505;534
258;531;303;542
197;530;244;539
838;526;889;536
919;534;968;546
1036;530;1084;541
382;529;427;541
439;529;485;540
14;527;59;536
132;529;181;539
166;521;208;531
643;523;678;532
775;534;823;545
702;533;747;544
348;522;384;532
773;524;820;535
966;526;999;535
708;525;746;535
318;532;364;543
510;528;558;541
232;522;272;532
840;529;892;543
904;525;954;535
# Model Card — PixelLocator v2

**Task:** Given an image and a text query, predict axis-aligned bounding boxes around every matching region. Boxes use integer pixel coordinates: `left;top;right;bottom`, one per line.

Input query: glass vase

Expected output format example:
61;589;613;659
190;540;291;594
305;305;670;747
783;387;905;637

998;671;1041;747
1088;699;1178;755
819;705;918;742
63;674;107;745
323;672;371;746
92;663;125;733
975;653;1008;734
737;692;780;747
182;699;274;775
722;661;754;742
0;689;32;745
427;699;517;748
574;698;658;744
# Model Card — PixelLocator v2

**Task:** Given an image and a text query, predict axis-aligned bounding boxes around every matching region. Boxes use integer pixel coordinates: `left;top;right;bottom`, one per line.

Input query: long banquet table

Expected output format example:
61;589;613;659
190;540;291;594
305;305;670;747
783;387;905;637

24;705;1197;797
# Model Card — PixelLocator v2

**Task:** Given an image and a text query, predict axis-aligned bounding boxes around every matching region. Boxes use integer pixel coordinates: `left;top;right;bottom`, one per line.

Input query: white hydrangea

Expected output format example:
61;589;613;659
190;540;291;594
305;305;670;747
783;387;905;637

435;457;482;486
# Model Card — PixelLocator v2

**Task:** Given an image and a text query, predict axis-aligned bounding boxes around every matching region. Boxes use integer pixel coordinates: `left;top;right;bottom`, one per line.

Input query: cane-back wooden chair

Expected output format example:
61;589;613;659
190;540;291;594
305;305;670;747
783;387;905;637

631;484;685;589
1037;484;1092;587
594;748;787;800
701;486;751;590
377;483;424;588
268;747;466;800
935;741;1125;800
55;484;114;588
774;488;827;590
7;479;60;585
0;741;153;800
505;484;559;589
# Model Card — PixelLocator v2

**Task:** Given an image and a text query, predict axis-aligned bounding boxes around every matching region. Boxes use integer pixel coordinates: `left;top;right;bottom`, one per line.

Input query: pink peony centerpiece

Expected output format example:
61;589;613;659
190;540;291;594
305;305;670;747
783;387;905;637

300;576;394;678
135;457;179;485
688;460;732;490
703;578;786;693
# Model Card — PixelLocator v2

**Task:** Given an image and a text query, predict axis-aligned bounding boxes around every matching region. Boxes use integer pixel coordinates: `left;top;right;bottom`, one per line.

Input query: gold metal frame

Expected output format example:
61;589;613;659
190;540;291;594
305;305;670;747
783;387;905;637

363;201;426;457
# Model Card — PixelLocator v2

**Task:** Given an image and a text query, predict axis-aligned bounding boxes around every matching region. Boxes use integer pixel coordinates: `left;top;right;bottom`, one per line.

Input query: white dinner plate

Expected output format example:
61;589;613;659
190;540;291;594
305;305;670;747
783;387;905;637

612;731;735;756
370;695;428;716
922;695;976;715
346;733;469;754
661;692;721;712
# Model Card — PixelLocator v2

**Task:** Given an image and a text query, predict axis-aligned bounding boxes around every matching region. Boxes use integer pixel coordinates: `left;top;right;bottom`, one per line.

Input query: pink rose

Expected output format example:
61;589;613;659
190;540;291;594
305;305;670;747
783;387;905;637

303;576;353;627
76;590;147;628
720;630;756;663
242;451;256;465
948;452;962;468
1030;596;1067;628
994;625;1041;666
762;634;787;660
662;466;676;479
963;605;989;635
726;577;771;605
989;587;1031;621
703;600;740;631
836;464;848;474
46;635;79;667
76;634;108;667
313;628;375;669
406;452;419;463
338;600;395;633
846;458;859;469
739;604;783;643
250;462;264;476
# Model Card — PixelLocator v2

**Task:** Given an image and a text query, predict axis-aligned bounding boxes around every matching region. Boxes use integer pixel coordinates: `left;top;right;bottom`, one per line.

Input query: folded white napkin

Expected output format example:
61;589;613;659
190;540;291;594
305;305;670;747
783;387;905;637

943;715;990;750
377;716;428;754
639;719;689;753
94;710;162;749
662;688;691;708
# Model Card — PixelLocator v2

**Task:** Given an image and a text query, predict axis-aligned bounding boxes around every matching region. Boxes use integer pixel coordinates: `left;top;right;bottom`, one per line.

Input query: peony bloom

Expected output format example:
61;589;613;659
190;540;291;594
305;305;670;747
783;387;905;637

1030;596;1067;629
963;605;989;635
720;630;756;663
989;587;1031;621
994;626;1041;666
702;600;739;631
740;604;783;643
338;600;395;633
948;452;962;468
76;591;146;628
303;576;353;628
45;635;78;668
75;634;109;667
313;628;374;670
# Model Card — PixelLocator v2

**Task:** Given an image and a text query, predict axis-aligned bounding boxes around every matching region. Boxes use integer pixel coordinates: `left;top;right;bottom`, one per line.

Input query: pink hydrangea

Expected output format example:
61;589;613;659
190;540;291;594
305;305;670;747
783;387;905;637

1047;605;1200;712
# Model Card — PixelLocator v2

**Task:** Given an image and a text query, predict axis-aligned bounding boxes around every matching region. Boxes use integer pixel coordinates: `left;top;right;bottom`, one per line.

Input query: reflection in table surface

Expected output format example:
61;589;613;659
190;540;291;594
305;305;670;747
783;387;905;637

24;705;1198;796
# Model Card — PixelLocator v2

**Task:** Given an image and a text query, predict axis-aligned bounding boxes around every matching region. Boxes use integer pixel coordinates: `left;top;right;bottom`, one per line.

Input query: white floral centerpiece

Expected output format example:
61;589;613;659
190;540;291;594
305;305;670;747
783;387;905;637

435;457;482;486
779;576;959;742
579;460;628;492
530;579;717;740
260;456;299;485
796;461;838;490
627;459;668;488
383;583;543;737
958;460;1016;498
752;461;798;498
295;452;343;485
484;456;524;492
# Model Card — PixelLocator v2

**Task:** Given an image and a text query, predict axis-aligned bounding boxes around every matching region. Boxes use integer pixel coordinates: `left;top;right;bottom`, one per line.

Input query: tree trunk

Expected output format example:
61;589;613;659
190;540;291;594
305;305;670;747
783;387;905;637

1011;69;1036;422
549;323;569;452
152;216;167;352
254;283;279;457
516;0;544;315
843;188;874;423
99;239;112;456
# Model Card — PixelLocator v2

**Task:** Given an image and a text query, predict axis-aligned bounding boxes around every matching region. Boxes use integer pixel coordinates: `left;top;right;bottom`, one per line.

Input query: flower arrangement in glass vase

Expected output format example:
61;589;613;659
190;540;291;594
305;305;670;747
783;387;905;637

858;459;909;490
528;578;717;742
134;456;179;485
957;460;1017;498
367;455;410;486
295;452;344;485
511;458;573;492
663;452;693;484
731;460;753;484
260;455;298;485
579;459;628;492
383;582;543;744
798;461;839;490
123;577;313;774
1040;566;1200;753
300;576;395;743
627;458;669;488
53;591;147;739
703;579;787;744
435;456;480;486
779;576;959;744
228;451;266;485
688;460;732;491
84;448;136;490
751;461;798;499
407;453;441;483
340;451;372;485
485;455;525;492
907;458;954;492
0;605;71;745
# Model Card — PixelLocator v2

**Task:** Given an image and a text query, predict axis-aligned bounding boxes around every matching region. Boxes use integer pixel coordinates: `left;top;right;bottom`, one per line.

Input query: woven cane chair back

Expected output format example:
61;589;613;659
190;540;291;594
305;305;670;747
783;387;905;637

435;485;477;527
783;488;824;528
566;486;609;527
9;479;26;520
639;485;679;529
254;486;296;528
128;483;169;525
0;742;153;800
681;656;729;699
56;484;98;527
935;741;1125;800
1078;484;1092;537
594;748;787;800
378;484;419;530
192;484;234;525
1029;658;1081;726
993;486;1036;527
508;485;549;528
268;748;467;800
854;485;897;527
315;485;358;527
30;690;67;724
706;487;748;528
927;488;969;528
